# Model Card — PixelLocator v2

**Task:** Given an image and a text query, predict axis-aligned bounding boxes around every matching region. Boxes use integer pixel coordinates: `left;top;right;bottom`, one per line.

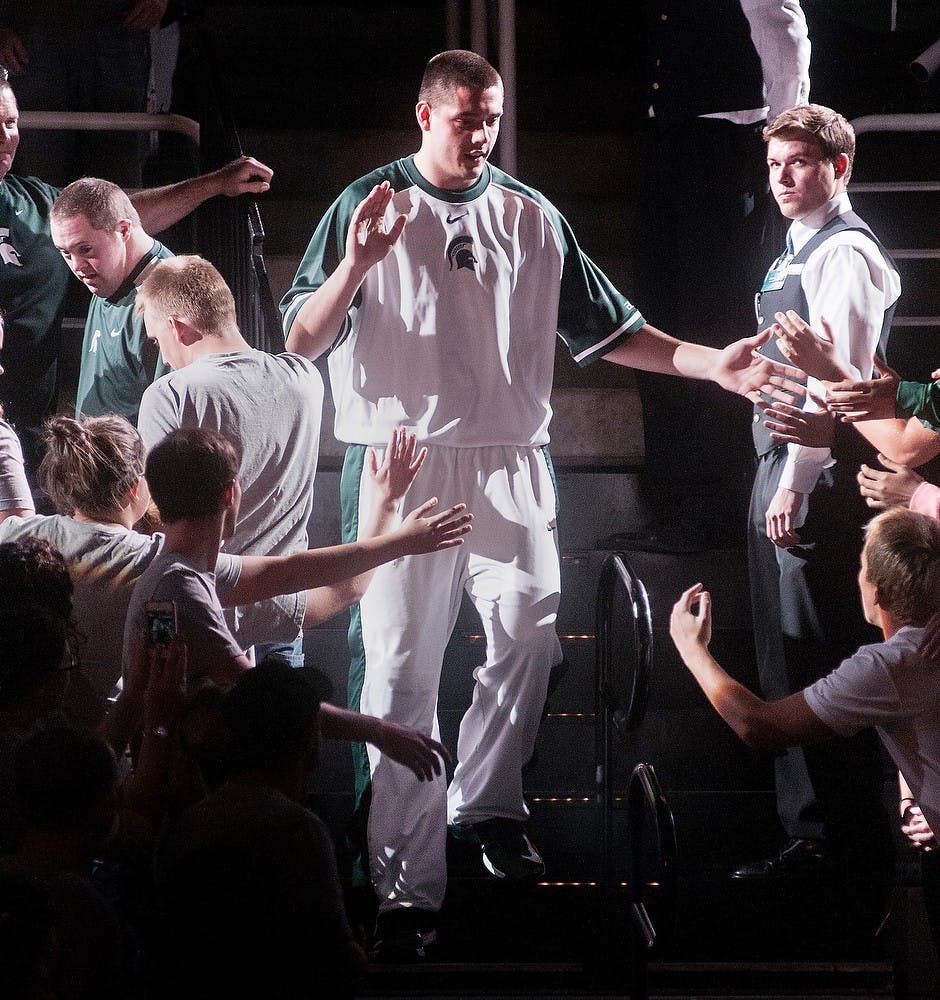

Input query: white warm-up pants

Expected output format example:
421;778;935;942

343;443;563;915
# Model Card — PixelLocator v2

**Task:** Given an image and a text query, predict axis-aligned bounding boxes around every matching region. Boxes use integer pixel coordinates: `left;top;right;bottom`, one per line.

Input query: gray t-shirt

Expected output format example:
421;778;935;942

138;350;322;645
0;515;238;698
0;514;305;697
122;550;245;685
805;626;940;838
138;351;323;559
0;419;32;511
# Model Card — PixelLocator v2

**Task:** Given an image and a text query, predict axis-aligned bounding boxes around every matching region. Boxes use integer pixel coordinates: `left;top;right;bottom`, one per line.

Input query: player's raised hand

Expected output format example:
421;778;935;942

347;181;407;273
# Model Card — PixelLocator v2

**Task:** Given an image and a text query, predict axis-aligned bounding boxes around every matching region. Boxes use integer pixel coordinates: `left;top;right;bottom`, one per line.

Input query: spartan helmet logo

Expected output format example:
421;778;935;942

0;228;22;267
446;235;477;272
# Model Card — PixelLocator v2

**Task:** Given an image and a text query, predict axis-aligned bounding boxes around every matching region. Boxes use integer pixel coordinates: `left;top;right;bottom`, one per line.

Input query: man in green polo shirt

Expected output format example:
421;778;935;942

50;178;175;423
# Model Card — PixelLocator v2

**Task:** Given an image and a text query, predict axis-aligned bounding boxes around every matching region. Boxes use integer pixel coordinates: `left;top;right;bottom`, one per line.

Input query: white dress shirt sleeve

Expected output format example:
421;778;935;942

778;236;900;494
740;0;811;119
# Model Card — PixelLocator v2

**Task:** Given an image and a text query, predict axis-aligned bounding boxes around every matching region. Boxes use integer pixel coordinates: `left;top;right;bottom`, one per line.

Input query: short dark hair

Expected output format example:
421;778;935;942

418;49;501;105
222;661;330;773
145;427;241;524
763;103;856;182
14;725;117;834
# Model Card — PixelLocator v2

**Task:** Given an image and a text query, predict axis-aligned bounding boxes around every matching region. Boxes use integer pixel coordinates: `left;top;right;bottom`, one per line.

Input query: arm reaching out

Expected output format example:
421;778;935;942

129;155;274;235
603;323;802;402
228;428;472;624
669;583;832;748
318;703;451;781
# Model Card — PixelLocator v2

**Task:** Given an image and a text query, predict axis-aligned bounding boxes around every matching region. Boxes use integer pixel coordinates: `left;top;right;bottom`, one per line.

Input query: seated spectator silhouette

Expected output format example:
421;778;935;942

152;660;367;999
0;602;72;856
0;535;76;852
0;724;126;999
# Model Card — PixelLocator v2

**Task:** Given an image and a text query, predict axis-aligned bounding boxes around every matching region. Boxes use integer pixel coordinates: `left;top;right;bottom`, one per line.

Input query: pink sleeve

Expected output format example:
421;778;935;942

909;482;940;522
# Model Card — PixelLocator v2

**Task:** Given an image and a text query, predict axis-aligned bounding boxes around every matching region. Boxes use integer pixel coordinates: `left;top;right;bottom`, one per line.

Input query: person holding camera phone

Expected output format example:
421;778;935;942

0;414;469;772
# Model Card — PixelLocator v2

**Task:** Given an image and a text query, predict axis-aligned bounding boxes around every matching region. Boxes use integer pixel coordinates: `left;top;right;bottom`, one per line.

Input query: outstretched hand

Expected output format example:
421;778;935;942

396;498;473;555
825;359;900;422
759;396;834;448
372;720;452;781
711;328;803;402
857;454;924;509
772;311;847;382
669;583;713;658
369;428;428;506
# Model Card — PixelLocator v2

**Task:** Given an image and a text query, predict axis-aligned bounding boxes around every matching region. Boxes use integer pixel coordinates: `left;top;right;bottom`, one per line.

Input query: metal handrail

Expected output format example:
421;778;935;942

595;552;653;736
591;555;676;998
851;112;940;136
19;110;200;143
594;549;653;884
625;762;678;1000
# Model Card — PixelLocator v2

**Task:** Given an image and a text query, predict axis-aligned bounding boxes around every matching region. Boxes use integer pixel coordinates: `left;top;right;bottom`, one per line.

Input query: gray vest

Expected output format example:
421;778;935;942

751;211;897;458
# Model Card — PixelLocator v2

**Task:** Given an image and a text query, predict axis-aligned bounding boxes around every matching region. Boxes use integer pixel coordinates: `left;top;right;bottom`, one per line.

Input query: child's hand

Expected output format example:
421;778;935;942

369;428;427;506
395;498;473;555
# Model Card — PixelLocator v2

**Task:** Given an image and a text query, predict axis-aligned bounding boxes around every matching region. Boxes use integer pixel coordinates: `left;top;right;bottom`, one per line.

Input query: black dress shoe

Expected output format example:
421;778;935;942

731;837;835;879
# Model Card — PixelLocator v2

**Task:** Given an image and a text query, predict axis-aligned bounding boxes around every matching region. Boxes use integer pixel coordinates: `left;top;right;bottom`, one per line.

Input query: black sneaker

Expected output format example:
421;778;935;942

369;908;438;963
451;817;545;880
731;837;834;880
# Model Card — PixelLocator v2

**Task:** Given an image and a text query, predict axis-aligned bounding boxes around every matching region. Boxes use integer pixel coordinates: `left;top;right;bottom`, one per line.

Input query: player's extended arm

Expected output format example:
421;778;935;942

603;323;798;401
669;582;834;749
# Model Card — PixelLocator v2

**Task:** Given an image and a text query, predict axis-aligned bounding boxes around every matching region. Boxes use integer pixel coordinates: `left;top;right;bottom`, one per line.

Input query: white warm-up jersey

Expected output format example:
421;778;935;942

281;156;645;447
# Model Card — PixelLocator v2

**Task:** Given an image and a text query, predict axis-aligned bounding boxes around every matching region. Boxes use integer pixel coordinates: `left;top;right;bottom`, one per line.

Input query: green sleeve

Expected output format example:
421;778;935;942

896;380;940;431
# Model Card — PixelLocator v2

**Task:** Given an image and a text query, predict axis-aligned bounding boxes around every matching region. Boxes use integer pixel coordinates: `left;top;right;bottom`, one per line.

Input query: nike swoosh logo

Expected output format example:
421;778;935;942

109;330;121;337
446;212;469;224
14;209;23;216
